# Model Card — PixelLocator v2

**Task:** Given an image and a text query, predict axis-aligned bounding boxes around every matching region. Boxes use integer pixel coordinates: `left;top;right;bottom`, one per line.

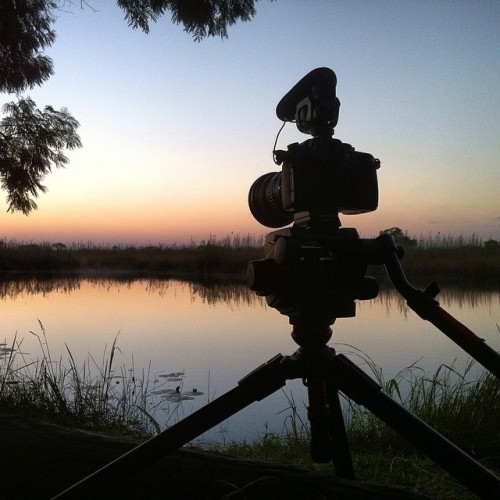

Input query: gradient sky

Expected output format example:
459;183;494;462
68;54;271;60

1;0;499;245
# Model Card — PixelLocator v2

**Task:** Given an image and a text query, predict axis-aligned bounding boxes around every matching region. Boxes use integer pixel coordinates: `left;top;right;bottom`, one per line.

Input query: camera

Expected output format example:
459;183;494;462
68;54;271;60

248;68;380;229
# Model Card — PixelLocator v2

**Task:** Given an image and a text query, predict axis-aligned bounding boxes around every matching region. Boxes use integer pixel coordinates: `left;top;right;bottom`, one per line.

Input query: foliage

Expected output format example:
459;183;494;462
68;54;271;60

484;238;498;248
400;233;500;284
0;233;264;275
0;0;56;93
1;232;498;286
0;0;261;212
226;355;499;499
0;97;81;213
0;325;157;437
341;347;500;458
117;0;259;39
0;0;81;213
379;227;417;247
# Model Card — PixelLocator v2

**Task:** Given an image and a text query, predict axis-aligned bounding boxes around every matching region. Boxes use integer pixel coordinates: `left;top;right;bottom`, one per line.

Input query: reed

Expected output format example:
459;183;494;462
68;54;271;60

0;323;158;438
0;233;265;276
226;349;500;499
1;232;498;284
400;241;499;284
1;327;498;498
341;346;499;456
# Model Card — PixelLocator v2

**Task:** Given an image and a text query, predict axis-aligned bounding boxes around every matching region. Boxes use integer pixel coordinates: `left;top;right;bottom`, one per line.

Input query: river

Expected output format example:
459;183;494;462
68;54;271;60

1;276;498;444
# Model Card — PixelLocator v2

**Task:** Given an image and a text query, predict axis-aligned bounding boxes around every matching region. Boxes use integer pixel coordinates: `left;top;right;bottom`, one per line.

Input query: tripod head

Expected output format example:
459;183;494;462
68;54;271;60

248;68;380;332
247;225;379;331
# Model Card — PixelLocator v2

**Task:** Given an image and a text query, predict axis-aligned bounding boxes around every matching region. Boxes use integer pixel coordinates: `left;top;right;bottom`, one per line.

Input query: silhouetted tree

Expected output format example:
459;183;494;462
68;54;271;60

0;0;81;213
0;0;56;92
51;242;67;251
484;239;498;249
0;97;81;213
116;0;259;38
379;227;417;247
0;0;263;213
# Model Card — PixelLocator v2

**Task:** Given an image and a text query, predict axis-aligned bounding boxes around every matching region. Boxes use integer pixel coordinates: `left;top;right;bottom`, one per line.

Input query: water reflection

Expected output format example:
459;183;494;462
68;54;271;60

0;275;498;443
0;275;498;311
189;281;264;307
375;283;500;312
0;276;81;299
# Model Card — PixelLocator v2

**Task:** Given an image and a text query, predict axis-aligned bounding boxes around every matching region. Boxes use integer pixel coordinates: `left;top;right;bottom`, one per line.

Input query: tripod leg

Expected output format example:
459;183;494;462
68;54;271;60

52;354;287;499
379;237;500;379
305;376;334;463
324;378;355;479
333;353;500;500
306;374;355;478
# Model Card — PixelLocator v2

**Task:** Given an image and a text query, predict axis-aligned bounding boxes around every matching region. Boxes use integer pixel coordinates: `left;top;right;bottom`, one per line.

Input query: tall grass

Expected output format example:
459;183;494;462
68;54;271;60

396;233;499;284
226;348;500;499
340;346;499;457
1;326;498;497
0;233;264;276
1;232;498;284
0;323;159;438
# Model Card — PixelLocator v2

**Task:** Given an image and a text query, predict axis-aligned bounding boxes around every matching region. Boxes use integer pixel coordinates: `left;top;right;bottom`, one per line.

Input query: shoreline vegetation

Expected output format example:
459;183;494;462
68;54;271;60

1;231;499;497
0;232;499;285
1;330;498;499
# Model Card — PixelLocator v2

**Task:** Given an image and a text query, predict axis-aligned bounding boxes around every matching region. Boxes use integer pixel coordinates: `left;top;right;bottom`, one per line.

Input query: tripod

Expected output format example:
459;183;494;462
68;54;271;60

53;230;500;499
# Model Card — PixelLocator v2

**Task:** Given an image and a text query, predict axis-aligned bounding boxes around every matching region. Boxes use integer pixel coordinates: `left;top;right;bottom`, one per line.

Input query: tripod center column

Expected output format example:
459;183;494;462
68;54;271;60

291;324;332;348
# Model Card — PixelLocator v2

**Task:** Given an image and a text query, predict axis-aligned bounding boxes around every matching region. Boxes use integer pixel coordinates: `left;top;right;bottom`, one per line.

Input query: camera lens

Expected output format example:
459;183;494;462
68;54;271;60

248;172;293;228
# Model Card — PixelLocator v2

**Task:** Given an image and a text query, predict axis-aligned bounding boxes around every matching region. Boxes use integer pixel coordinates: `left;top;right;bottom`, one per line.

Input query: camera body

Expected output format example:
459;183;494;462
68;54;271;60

279;136;379;219
249;137;380;229
248;67;380;229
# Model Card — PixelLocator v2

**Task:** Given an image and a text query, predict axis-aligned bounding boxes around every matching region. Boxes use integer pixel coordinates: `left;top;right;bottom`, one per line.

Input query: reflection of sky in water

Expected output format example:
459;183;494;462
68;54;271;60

0;278;498;444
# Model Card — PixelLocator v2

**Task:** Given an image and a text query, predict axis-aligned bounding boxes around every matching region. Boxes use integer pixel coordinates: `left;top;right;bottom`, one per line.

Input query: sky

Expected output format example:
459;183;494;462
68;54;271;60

1;0;499;245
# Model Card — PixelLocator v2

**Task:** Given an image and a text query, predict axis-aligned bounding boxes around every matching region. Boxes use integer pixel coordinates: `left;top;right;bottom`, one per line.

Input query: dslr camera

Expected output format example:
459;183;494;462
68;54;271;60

248;68;380;229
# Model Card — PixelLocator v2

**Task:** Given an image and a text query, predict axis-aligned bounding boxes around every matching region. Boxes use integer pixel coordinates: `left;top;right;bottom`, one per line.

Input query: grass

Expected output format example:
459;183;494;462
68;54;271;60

0;323;161;438
2;329;497;498
0;232;498;284
225;346;500;499
340;345;500;469
400;233;500;285
0;233;264;276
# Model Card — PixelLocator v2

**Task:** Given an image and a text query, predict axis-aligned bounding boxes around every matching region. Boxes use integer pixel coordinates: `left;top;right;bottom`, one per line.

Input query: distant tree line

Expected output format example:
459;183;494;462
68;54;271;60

379;227;499;249
379;227;417;247
0;231;497;284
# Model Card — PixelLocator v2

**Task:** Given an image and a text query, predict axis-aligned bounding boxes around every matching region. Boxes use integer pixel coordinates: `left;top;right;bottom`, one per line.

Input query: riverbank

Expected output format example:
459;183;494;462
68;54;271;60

1;329;498;499
0;234;499;285
0;409;430;499
0;235;261;277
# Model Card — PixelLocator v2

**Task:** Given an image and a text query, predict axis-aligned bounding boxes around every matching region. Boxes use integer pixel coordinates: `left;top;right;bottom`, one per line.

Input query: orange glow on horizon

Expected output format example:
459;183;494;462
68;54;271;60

1;170;498;246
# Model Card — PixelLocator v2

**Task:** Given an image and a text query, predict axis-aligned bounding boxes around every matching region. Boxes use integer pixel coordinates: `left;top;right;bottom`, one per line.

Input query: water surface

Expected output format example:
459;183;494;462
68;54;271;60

1;277;498;444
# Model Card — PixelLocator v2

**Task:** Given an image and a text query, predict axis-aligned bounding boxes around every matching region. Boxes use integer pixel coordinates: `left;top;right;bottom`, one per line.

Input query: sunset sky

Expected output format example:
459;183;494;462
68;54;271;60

1;1;499;245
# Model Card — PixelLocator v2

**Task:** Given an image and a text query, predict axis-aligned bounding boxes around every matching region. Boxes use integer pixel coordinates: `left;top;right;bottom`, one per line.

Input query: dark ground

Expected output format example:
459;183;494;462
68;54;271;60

0;410;432;499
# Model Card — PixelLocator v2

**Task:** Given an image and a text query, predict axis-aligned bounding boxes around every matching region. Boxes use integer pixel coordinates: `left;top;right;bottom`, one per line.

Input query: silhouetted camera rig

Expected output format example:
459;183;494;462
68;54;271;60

247;67;381;324
54;69;500;500
249;67;379;231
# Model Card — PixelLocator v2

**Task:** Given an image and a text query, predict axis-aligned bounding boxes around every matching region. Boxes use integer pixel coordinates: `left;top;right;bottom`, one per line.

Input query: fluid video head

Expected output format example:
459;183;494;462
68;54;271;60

248;68;380;229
